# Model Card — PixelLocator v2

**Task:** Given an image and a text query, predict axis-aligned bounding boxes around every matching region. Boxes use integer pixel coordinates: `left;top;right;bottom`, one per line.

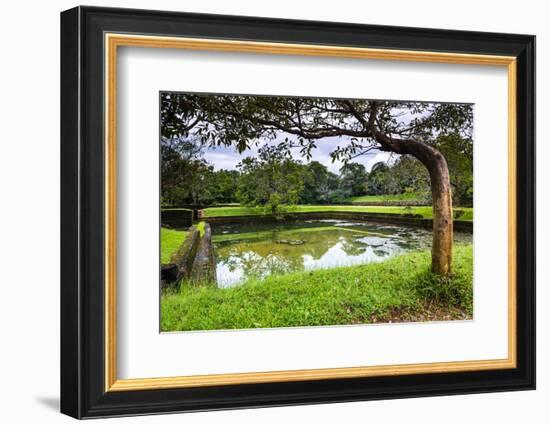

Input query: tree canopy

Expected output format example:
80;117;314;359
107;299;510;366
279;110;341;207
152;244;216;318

160;93;473;207
160;93;472;165
235;144;304;215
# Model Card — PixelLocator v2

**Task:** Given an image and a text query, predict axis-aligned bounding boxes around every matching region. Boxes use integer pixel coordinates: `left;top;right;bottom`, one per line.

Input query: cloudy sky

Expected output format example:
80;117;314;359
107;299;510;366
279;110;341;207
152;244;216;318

203;133;392;174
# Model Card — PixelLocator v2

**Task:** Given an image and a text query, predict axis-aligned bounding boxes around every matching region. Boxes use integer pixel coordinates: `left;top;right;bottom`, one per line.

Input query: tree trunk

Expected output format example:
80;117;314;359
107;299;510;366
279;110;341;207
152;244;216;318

427;153;453;275
384;139;453;275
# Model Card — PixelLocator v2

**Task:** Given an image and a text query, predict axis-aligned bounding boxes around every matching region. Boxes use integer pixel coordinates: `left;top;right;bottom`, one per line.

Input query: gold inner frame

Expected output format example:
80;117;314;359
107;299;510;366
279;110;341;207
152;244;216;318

104;33;517;392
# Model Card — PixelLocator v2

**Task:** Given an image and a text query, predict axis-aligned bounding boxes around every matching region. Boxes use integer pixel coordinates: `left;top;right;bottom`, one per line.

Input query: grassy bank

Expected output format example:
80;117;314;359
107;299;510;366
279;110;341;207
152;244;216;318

201;205;473;221
349;193;425;203
160;228;188;263
161;244;473;331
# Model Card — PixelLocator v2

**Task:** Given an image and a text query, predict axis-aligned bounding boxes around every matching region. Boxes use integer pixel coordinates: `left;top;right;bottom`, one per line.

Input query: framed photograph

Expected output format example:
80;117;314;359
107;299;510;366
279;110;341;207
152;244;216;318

60;6;535;419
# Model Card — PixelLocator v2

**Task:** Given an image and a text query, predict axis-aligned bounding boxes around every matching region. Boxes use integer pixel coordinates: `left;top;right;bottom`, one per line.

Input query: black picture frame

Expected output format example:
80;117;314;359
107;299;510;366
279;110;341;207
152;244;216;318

61;5;536;419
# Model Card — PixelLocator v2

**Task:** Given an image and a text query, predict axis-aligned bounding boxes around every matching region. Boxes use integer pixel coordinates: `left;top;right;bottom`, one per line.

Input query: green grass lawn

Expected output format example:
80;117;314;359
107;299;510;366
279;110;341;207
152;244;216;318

161;244;473;331
350;193;424;203
201;205;473;221
160;228;188;263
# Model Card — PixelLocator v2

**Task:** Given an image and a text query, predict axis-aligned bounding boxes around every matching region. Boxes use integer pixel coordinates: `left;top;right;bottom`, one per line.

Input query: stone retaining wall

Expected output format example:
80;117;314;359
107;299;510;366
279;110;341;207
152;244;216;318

190;223;217;285
161;227;200;286
205;211;473;233
161;223;218;287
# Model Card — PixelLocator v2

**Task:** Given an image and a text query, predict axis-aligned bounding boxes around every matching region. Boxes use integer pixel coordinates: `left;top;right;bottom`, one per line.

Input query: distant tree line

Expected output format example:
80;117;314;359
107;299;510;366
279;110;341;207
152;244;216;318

161;133;472;209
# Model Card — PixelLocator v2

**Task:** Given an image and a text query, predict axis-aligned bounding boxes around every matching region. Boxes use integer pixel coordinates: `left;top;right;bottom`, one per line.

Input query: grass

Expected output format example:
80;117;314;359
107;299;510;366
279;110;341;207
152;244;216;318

350;193;424;203
453;208;473;221
161;222;207;263
161;244;473;331
201;205;473;221
161;228;188;263
195;221;206;237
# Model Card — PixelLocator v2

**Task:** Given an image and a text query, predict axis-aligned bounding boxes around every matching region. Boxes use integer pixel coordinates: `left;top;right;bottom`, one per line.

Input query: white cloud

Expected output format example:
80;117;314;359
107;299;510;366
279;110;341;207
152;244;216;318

202;134;393;174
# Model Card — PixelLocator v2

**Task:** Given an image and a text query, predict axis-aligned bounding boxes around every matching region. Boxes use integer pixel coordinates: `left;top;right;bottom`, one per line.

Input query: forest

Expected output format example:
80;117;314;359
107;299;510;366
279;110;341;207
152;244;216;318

161;132;473;209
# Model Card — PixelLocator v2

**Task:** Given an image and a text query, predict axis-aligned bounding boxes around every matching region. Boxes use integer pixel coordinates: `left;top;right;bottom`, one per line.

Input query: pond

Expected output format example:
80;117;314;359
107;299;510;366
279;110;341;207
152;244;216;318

212;219;472;288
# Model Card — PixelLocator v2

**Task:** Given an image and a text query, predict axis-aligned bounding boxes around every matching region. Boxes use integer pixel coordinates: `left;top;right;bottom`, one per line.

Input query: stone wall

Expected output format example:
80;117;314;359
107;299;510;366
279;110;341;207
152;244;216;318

161;227;199;286
161;223;218;288
190;223;217;285
205;211;473;233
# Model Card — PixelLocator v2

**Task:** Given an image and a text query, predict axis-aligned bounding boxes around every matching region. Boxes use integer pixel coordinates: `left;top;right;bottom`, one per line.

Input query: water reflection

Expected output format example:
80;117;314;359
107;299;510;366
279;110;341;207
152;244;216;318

213;219;471;288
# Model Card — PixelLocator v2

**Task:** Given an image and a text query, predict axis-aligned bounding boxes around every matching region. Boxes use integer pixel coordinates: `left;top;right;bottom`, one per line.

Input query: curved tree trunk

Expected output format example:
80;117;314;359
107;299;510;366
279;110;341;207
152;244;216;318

382;139;453;275
426;152;453;275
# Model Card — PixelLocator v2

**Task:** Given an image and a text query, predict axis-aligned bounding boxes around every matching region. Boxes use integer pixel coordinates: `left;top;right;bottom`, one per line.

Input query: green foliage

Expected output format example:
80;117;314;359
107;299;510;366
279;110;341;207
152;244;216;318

161;142;215;205
161;137;240;206
362;161;390;195
160;228;187;264
436;133;474;205
236;145;304;215
160;94;474;209
160;94;473;165
327;189;354;204
161;245;473;331
339;162;368;197
358;133;474;206
208;169;240;204
370;157;431;199
299;161;340;204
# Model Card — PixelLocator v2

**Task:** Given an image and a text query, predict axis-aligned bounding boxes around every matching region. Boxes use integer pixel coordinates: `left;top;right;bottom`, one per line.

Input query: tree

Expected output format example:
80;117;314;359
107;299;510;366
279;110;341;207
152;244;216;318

300;161;339;204
161;144;188;206
364;161;390;195
161;94;473;275
361;137;472;206
236;145;304;215
339;162;368;196
387;156;431;197
161;140;215;206
210;169;240;204
435;133;473;206
364;157;431;199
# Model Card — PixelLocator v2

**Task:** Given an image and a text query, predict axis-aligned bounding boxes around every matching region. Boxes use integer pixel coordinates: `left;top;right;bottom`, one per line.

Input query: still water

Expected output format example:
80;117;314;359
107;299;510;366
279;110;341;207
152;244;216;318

212;219;472;288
